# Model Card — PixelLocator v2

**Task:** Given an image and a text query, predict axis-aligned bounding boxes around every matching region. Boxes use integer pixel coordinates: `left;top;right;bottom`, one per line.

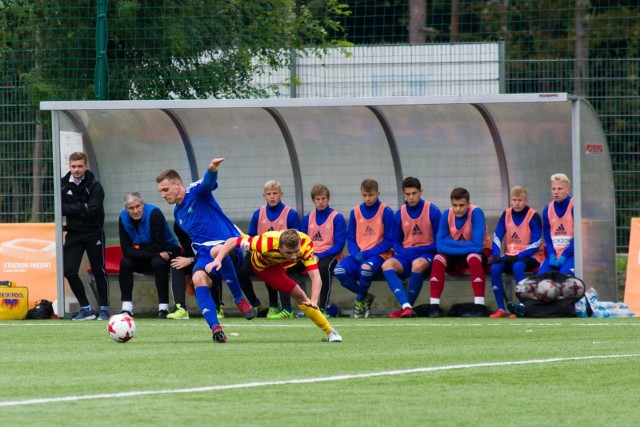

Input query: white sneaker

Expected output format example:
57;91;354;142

327;329;342;343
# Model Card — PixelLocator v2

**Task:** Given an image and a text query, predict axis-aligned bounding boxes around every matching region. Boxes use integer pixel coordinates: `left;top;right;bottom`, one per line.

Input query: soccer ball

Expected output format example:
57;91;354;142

107;313;136;343
535;279;561;302
515;278;536;301
559;277;585;299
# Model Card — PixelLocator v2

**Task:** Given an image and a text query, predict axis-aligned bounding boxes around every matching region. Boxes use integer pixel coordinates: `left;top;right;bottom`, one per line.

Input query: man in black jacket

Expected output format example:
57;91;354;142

61;151;109;320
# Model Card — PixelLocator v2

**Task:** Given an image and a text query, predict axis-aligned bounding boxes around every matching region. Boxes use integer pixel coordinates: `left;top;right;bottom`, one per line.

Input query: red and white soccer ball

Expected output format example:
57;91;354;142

535;279;561;302
559;277;585;299
515;278;536;301
107;313;136;343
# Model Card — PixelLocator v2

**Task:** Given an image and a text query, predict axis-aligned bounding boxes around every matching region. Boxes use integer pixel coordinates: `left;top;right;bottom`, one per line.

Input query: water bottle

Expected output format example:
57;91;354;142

585;288;599;311
592;307;610;318
598;301;629;310
574;299;587;318
607;309;635;318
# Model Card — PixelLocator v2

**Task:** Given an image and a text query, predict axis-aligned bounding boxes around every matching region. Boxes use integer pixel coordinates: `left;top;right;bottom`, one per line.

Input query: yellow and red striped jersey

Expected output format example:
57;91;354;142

236;230;318;273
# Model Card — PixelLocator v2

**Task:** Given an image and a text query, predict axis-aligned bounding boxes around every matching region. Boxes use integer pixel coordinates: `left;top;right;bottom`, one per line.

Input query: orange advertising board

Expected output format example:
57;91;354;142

624;218;640;315
0;223;57;306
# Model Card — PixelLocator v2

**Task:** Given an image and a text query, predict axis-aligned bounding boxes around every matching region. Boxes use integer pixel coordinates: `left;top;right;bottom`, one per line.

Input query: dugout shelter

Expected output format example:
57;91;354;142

42;94;615;317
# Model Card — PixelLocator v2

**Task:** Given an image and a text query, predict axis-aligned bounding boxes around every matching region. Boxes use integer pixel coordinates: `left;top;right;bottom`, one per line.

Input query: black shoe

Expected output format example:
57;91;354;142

119;310;134;317
212;325;227;343
158;309;169;319
429;304;442;318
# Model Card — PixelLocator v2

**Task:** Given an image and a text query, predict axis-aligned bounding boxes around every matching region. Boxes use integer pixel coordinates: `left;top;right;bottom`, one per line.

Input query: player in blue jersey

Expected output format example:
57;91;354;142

334;178;395;318
156;157;256;343
301;183;347;316
244;180;302;318
537;173;575;275
489;186;544;318
383;177;441;318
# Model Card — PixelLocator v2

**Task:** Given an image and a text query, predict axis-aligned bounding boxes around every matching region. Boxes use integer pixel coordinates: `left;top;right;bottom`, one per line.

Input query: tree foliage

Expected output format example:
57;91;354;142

1;0;350;102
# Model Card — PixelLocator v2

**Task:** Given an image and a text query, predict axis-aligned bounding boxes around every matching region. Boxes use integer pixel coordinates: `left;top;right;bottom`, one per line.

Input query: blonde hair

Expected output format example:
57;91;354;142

550;173;571;186
264;180;282;192
510;185;528;198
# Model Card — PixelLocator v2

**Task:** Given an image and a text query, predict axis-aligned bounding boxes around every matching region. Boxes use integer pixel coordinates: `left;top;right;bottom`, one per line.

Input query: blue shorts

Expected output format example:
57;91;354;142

337;254;386;278
390;253;434;279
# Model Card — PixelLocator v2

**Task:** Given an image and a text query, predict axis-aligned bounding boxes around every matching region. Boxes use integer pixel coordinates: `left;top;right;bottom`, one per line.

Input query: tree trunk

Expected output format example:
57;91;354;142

450;0;460;42
574;0;590;97
408;0;427;44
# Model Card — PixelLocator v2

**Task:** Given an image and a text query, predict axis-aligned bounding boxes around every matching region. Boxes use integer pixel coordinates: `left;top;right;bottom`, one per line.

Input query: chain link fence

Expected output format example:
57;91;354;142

1;1;639;251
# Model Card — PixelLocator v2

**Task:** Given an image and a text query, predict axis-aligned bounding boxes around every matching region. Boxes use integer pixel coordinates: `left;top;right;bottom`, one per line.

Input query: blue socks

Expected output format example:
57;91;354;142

195;286;219;329
217;256;244;303
407;272;424;306
384;269;408;306
490;263;506;310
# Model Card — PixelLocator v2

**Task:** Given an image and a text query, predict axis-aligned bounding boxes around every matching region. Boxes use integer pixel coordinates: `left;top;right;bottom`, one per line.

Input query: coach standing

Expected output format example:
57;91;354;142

61;151;109;321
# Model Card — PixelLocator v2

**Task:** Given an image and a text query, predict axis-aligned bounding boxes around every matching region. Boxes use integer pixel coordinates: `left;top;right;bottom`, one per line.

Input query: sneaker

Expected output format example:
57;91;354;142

363;293;375;318
212;325;227;343
268;309;294;319
97;307;110;321
509;313;517;319
507;302;526;318
72;307;96;321
429;304;442;318
236;299;257;320
267;307;279;317
400;307;416;318
388;308;405;318
353;299;366;318
217;306;225;319
320;309;329;319
119;309;134;317
327;329;342;343
158;309;169;319
489;308;508;319
167;304;189;320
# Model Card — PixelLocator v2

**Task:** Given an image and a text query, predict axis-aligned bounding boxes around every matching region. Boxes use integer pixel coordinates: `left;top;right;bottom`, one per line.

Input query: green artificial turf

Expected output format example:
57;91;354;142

1;317;639;426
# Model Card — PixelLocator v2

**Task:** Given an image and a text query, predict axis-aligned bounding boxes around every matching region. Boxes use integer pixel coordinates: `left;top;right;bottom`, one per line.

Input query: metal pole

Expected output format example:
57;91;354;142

95;0;109;100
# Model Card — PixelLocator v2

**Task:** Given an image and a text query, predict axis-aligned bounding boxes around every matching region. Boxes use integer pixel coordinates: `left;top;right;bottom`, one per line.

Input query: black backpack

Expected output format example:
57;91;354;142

516;272;586;318
26;299;54;320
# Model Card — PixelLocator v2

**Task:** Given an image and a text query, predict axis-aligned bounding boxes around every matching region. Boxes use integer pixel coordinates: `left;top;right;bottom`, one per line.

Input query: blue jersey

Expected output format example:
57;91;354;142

174;169;240;247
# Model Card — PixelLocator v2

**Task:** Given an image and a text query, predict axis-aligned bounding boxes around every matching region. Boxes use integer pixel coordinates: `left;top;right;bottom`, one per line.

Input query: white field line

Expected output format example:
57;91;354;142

1;353;639;407
2;321;639;329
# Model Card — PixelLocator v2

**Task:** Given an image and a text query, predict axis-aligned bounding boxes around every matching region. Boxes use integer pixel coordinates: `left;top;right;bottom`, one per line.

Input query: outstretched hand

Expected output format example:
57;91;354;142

299;300;319;310
209;158;225;172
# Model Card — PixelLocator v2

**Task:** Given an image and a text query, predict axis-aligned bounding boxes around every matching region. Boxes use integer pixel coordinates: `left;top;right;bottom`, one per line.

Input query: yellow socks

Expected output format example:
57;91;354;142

299;305;332;335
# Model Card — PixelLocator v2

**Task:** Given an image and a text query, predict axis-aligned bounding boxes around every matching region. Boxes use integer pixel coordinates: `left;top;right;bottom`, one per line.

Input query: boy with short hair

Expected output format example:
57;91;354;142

428;187;491;317
244;180;301;319
208;229;342;342
334;178;395;318
489;185;544;318
301;184;347;316
538;173;575;275
383;177;441;318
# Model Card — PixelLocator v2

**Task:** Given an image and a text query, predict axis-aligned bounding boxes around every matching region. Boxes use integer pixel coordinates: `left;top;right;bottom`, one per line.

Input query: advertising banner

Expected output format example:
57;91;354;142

0;223;57;306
